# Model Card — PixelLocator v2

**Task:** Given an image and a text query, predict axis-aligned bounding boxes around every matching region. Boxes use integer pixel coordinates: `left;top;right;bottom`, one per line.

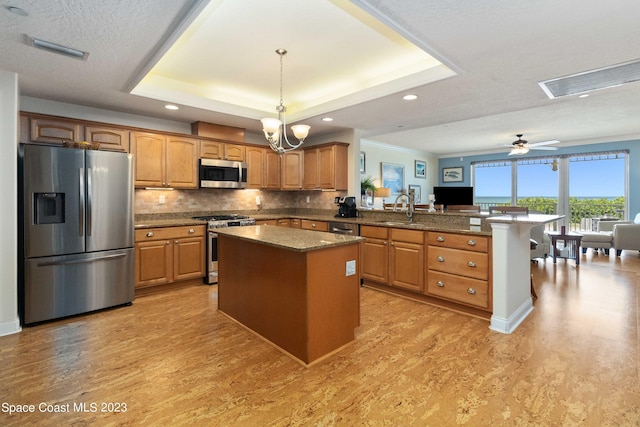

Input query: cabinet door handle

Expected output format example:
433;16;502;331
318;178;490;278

467;261;476;267
166;241;170;245
437;236;445;242
311;223;316;228
188;228;195;234
383;241;388;245
467;240;476;246
467;288;476;295
146;232;154;237
175;240;179;244
390;242;395;246
436;256;445;262
436;281;445;287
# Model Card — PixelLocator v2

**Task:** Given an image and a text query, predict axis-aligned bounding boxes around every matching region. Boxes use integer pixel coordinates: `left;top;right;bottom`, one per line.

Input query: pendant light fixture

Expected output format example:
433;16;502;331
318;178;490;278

260;49;310;154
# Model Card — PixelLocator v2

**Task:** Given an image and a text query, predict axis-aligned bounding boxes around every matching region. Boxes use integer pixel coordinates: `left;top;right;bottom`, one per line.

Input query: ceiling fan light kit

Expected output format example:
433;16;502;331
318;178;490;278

260;49;310;154
507;134;559;156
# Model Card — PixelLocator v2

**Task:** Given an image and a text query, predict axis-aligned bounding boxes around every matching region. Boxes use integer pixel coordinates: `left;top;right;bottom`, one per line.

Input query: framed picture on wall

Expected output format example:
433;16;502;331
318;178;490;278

415;160;426;178
442;166;463;182
408;184;421;203
360;152;366;173
381;162;404;194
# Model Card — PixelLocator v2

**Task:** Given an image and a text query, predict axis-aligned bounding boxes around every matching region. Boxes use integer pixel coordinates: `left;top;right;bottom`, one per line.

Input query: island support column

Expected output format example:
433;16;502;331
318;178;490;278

489;222;535;333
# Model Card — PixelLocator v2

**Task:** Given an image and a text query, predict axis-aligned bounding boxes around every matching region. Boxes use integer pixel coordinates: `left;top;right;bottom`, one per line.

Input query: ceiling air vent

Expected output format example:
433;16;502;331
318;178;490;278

538;58;640;99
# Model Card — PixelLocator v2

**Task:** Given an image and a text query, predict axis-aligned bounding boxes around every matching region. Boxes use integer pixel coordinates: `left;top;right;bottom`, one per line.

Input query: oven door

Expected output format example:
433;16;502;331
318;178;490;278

199;159;247;189
205;231;218;284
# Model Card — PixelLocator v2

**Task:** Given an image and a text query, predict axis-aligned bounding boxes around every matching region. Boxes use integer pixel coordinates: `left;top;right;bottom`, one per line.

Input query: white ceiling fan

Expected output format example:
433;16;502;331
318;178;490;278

505;134;559;155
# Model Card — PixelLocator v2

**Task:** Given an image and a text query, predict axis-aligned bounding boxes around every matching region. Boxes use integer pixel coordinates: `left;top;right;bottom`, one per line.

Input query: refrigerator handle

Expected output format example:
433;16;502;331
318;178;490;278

87;168;93;236
37;252;128;267
79;168;85;236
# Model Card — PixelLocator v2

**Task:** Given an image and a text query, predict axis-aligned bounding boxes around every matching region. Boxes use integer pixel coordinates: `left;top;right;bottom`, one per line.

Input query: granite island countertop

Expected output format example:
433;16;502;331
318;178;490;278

215;225;364;252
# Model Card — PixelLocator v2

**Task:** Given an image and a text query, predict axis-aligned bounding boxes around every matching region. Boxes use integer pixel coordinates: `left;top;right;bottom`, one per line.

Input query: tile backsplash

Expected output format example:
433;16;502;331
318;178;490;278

135;189;348;214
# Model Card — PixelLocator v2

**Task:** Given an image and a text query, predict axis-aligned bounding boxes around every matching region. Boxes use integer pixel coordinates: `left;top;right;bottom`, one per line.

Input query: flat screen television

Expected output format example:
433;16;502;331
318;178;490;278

433;186;474;207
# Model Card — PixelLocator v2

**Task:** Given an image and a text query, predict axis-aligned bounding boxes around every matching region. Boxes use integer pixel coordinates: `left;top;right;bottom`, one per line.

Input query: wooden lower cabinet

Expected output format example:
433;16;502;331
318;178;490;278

360;226;389;283
135;225;205;289
361;226;492;316
389;229;424;292
300;219;328;232
276;219;291;227
426;231;491;311
255;219;278;226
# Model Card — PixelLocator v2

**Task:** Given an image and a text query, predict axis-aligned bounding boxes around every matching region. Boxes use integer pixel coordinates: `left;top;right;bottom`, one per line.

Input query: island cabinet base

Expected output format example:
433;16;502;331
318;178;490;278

218;235;361;366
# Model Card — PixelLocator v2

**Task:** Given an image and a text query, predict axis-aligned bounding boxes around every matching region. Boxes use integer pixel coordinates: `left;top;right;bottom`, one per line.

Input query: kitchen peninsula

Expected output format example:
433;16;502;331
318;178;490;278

216;225;363;366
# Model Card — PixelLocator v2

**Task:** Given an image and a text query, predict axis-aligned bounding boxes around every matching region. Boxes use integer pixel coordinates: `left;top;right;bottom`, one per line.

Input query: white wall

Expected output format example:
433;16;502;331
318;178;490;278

360;139;437;208
0;70;20;336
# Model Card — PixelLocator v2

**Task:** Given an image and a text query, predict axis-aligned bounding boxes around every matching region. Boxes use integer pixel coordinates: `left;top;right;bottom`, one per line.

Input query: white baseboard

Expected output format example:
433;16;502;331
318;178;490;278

0;318;22;337
489;299;534;334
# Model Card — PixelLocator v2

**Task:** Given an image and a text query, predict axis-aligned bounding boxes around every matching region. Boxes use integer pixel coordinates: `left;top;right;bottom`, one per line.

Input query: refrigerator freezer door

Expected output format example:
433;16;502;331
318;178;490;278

85;150;134;252
23;248;134;324
23;145;85;258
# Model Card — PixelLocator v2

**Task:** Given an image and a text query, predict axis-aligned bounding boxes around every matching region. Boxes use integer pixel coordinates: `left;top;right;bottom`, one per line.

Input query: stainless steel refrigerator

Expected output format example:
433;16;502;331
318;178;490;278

19;144;135;325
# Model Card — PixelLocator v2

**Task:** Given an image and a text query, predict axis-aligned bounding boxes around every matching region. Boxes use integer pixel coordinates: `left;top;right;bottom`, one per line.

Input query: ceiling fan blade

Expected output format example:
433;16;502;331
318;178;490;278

528;139;560;147
530;146;558;150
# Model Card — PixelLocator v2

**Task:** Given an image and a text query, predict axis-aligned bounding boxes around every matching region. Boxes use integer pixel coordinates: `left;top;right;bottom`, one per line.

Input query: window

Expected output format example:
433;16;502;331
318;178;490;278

472;151;628;230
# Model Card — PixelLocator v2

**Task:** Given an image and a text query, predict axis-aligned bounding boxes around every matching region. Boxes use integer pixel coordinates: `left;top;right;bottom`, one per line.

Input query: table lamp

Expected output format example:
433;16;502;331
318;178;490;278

374;187;391;207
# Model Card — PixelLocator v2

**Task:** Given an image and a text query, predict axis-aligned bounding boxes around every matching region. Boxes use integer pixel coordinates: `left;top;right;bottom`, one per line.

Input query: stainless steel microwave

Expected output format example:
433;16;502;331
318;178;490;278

199;159;247;189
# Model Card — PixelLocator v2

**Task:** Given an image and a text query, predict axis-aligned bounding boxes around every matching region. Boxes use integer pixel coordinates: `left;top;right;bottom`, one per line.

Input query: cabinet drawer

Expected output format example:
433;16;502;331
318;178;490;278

428;232;488;252
300;219;328;231
391;228;424;244
427;246;488;280
427;271;489;309
360;225;389;239
135;225;205;241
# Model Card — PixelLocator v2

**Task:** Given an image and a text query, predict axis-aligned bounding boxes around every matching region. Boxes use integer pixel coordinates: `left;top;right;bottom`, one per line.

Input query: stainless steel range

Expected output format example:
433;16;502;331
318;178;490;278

192;214;256;284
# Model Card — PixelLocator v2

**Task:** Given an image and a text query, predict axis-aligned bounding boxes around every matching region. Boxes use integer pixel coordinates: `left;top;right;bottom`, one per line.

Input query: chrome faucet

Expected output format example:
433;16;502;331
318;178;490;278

392;189;415;222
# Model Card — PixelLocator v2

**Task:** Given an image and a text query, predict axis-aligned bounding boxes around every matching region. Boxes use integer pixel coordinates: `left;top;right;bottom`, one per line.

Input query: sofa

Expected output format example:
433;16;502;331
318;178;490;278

597;213;640;256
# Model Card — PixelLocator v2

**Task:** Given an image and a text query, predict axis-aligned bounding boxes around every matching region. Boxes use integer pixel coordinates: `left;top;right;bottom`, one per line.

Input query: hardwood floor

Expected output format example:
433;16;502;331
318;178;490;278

1;250;638;426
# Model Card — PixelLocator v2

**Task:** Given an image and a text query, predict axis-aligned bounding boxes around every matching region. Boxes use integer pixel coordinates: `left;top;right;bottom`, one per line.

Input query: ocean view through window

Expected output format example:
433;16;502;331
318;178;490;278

472;151;628;230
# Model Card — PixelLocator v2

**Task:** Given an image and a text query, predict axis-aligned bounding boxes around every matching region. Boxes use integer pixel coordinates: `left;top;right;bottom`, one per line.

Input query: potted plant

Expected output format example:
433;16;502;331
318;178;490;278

360;176;376;195
360;176;376;207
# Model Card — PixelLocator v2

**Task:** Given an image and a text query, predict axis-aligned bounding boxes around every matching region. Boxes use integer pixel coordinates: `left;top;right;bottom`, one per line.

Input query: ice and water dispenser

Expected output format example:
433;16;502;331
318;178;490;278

34;193;65;224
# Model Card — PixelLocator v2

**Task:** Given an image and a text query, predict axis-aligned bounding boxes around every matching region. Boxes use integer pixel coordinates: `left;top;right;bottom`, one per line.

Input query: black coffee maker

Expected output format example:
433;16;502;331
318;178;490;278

334;196;358;218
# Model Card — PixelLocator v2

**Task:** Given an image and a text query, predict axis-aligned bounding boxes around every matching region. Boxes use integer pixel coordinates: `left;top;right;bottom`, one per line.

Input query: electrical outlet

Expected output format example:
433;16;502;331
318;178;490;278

470;217;481;225
345;260;356;276
306;195;310;203
159;195;165;204
255;196;261;206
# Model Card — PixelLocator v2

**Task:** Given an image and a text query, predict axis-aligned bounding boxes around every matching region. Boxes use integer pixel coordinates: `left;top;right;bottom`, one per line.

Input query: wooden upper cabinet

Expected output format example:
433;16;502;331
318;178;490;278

85;125;130;152
281;151;303;190
303;142;348;190
200;141;245;161
166;136;199;189
224;143;245;161
303;148;319;189
246;146;264;189
264;150;281;189
29;116;82;144
131;132;166;188
247;146;281;189
131;133;198;189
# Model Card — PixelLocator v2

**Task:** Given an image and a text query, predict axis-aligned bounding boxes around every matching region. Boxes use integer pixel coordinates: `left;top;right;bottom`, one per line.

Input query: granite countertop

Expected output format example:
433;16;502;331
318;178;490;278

135;218;207;229
134;210;498;235
215;225;364;252
485;213;564;225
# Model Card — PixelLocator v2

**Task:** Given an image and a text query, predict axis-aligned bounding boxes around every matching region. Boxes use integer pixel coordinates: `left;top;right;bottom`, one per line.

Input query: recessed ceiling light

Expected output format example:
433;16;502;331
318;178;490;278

165;104;179;110
321;117;333;122
402;94;418;101
578;94;589;98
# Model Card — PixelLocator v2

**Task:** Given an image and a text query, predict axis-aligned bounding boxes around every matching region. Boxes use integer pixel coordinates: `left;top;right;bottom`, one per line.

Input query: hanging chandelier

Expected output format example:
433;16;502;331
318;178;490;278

260;49;310;154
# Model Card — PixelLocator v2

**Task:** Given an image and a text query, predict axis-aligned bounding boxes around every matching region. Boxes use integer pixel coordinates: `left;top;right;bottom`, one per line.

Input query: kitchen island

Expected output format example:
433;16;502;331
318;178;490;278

216;225;363;366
